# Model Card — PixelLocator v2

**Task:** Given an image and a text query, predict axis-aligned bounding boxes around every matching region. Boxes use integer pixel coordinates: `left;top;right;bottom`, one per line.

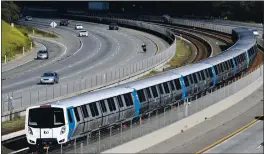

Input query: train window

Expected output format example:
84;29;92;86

107;98;116;111
137;89;146;102
189;75;194;84
224;61;229;70
146;88;152;98
205;69;209;77
236;56;240;64
221;63;226;71
221;63;225;71
81;105;89;118
174;79;181;90
169;80;176;91
217;64;221;72
216;65;221;73
241;54;245;61
124;93;133;106
238;55;242;63
192;73;198;83
183;76;189;87
116;96;124;107
99;100;107;113
158;84;164;95
234;58;238;66
67;109;73;123
89;102;99;117
200;71;205;80
228;60;233;68
248;48;252;57
196;72;201;81
73;107;80;122
151;86;158;98
163;82;170;94
208;68;213;77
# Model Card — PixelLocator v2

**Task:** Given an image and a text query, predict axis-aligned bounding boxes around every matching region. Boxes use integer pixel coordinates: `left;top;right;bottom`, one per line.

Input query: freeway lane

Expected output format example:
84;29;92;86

203;120;263;153
2;18;168;112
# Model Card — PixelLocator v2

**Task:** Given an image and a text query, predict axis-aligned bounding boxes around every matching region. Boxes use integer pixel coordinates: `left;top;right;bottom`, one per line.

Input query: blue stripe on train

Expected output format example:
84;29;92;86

132;88;140;117
245;51;249;68
211;66;216;86
66;106;75;141
232;57;237;76
179;75;186;100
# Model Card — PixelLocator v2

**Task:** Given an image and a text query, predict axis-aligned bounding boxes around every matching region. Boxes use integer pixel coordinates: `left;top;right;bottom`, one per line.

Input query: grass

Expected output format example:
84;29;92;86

1;20;57;62
140;39;192;79
2;20;32;62
2;116;25;135
16;24;57;38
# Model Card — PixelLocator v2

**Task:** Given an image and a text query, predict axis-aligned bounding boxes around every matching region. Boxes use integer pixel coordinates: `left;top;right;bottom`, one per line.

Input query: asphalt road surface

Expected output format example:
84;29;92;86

204;120;263;153
1;18;169;112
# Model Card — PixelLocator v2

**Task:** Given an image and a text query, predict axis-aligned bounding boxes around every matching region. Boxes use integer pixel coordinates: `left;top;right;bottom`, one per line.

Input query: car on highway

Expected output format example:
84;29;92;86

75;24;83;30
37;49;49;59
251;29;259;36
60;19;69;26
25;16;32;21
40;72;59;84
109;23;119;30
79;30;88;37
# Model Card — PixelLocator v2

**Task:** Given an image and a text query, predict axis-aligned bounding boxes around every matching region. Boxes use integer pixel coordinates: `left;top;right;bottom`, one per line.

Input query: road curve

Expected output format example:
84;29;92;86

1;18;168;112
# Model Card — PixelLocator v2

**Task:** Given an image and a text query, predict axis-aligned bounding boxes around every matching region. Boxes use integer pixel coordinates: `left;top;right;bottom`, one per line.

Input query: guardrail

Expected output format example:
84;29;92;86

2;16;177;121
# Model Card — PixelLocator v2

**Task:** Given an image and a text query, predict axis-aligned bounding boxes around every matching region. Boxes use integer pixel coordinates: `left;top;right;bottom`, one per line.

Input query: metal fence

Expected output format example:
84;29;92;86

37;64;263;154
1;18;177;121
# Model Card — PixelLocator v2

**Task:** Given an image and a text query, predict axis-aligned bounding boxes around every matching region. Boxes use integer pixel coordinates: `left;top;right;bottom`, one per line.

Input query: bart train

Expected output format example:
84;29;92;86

25;27;258;147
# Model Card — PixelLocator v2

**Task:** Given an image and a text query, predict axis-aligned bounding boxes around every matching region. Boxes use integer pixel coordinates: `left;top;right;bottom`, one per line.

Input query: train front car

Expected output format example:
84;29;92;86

25;105;69;148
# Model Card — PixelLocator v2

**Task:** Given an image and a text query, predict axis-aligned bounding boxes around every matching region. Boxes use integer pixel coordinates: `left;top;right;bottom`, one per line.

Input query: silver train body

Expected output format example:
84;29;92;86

25;27;258;146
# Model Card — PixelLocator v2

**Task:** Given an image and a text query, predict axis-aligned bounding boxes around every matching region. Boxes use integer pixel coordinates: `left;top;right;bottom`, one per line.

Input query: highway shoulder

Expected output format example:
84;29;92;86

139;86;263;153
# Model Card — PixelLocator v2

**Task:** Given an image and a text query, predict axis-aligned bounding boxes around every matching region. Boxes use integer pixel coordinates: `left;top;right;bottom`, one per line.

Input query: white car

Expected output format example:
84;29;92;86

79;30;88;37
253;31;259;36
75;24;83;30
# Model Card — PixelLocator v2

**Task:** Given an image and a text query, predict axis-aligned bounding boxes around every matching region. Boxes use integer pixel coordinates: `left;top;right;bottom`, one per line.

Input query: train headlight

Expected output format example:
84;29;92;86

28;127;33;135
60;126;66;135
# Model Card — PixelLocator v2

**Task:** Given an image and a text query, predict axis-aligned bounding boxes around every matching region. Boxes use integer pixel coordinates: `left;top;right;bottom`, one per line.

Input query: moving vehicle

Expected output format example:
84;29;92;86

142;44;147;52
109;23;119;30
75;24;83;30
251;29;259;36
39;72;59;84
25;27;257;149
60;20;69;26
37;49;49;59
79;30;88;37
25;16;32;21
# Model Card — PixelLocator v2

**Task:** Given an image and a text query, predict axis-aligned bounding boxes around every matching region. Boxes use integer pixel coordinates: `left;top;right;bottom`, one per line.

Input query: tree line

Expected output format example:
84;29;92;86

2;1;263;23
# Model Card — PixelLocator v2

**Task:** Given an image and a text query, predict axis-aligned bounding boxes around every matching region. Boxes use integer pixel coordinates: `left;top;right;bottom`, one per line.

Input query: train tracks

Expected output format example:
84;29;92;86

3;22;262;154
1;23;232;154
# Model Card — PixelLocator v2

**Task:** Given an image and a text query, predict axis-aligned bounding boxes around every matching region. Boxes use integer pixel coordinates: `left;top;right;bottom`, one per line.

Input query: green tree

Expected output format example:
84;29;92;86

1;1;21;23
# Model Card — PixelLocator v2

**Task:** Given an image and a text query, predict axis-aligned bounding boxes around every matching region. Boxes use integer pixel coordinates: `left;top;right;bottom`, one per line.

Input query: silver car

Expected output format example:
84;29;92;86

37;50;49;59
40;72;59;84
25;16;32;21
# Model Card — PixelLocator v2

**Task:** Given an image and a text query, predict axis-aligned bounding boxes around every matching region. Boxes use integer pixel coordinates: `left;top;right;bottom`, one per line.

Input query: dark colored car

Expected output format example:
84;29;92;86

109;23;119;30
60;20;69;26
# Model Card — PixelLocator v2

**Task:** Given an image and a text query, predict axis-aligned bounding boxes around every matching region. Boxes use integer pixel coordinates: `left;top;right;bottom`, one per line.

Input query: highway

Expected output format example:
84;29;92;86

139;86;263;153
204;120;263;153
1;18;168;112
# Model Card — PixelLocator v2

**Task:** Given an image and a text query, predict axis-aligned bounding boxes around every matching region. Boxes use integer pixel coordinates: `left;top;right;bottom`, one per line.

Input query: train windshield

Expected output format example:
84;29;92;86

28;107;65;128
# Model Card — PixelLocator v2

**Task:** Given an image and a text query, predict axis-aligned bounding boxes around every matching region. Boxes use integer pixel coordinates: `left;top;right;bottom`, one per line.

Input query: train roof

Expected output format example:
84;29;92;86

47;26;256;108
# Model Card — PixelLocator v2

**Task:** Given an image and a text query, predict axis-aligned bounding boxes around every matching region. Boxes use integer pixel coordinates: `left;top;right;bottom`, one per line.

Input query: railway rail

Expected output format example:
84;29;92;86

2;22;231;154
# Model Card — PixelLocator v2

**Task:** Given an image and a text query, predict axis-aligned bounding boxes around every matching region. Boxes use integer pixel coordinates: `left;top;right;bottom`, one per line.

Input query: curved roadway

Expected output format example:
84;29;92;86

2;18;169;111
